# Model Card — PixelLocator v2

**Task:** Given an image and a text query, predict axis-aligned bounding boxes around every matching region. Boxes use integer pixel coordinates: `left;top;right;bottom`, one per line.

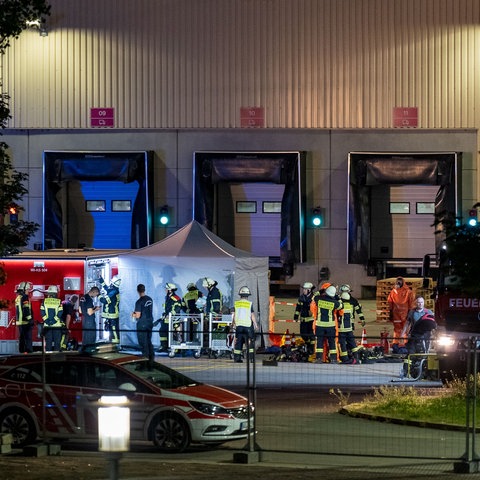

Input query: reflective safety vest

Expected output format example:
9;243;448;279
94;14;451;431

339;296;365;332
100;286;120;320
206;287;223;314
294;293;314;321
312;295;343;328
15;293;32;326
234;299;253;327
41;297;64;327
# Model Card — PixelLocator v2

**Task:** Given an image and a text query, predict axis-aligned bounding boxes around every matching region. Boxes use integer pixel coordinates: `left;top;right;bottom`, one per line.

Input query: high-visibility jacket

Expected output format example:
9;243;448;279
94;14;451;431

206;286;223;314
311;294;343;327
99;283;120;320
41;297;64;327
233;299;253;327
182;289;202;313
294;293;314;321
15;293;32;326
163;293;182;322
338;296;365;332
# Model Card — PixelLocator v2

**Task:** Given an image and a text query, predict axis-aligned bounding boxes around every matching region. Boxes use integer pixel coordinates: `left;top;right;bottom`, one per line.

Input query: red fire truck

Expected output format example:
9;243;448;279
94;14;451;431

0;249;122;353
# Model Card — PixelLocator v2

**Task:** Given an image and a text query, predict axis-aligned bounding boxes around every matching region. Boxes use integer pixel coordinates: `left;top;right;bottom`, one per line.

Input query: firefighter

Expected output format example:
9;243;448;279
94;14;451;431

338;289;365;364
40;285;64;351
202;278;223;316
232;286;258;363
311;285;343;363
182;282;203;342
182;282;203;314
387;277;416;345
156;283;182;352
99;275;121;344
15;281;33;353
293;282;316;357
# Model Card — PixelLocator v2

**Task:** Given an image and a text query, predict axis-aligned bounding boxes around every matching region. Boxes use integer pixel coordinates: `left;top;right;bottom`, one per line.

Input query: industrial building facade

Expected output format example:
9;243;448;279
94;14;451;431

1;0;479;293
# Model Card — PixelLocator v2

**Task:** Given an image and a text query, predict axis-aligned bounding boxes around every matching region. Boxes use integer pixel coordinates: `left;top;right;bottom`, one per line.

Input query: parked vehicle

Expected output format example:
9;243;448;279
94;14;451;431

0;345;252;452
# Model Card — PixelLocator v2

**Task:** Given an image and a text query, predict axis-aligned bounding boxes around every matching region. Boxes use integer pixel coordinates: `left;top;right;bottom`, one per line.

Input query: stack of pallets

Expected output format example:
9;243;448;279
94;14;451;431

376;277;435;322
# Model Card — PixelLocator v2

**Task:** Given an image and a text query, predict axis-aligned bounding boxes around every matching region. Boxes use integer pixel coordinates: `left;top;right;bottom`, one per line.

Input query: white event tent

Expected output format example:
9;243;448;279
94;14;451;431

117;220;270;349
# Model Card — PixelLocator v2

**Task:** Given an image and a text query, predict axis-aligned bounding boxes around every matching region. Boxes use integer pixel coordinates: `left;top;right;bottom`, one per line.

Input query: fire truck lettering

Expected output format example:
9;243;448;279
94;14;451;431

449;298;480;309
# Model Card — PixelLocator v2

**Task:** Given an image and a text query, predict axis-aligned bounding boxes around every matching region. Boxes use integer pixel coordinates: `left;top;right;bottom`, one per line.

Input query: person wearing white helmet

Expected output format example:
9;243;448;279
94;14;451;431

98;275;122;344
157;282;182;352
337;291;365;364
181;282;204;343
232;286;258;363
182;282;203;314
15;281;34;353
293;282;316;358
310;284;343;363
202;278;223;316
40;285;64;351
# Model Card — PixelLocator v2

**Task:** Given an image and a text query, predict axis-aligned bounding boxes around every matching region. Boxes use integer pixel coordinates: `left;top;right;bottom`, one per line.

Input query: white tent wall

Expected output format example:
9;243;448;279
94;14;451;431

116;221;270;349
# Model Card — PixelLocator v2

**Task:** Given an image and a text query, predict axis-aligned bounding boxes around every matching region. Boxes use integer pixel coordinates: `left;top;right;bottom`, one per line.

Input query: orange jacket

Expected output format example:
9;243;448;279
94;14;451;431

387;284;415;322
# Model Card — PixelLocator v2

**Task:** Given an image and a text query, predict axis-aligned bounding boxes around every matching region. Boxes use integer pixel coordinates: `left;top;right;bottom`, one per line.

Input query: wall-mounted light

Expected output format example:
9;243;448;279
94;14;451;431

159;205;170;226
311;206;324;227
26;18;48;37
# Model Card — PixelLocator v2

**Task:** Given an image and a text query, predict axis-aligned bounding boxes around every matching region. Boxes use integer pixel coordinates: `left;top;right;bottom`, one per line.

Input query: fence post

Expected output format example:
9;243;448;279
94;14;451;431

454;336;480;473
233;335;260;464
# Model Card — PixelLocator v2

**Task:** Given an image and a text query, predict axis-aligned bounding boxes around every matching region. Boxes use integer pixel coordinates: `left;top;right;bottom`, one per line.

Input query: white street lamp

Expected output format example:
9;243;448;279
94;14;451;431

98;395;130;480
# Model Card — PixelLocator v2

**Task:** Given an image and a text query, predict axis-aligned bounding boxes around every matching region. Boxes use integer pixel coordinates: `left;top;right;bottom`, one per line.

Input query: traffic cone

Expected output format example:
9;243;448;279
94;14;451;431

283;329;291;347
361;328;368;346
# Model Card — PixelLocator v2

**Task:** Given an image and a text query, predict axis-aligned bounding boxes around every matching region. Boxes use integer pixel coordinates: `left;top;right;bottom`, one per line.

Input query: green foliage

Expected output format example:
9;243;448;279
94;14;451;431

345;378;480;427
0;0;51;54
0;0;49;281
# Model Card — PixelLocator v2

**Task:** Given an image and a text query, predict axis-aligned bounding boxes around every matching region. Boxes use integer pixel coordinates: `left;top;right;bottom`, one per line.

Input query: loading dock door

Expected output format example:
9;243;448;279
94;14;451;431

348;152;459;264
194;151;305;268
43;151;153;250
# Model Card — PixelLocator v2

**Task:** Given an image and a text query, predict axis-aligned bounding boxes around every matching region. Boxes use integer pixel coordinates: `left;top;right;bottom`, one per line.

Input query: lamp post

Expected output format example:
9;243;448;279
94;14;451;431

98;395;130;480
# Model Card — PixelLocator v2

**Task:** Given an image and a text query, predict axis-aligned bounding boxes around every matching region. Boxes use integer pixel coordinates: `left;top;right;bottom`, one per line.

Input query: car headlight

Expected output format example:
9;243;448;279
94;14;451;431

189;401;229;416
436;335;456;349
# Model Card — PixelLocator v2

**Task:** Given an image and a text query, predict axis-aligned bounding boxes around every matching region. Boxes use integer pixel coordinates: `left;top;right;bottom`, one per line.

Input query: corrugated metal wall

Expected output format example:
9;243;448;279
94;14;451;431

1;0;480;129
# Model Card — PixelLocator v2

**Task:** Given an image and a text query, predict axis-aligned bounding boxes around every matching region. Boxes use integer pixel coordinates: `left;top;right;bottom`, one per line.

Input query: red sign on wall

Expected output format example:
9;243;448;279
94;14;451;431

240;107;265;128
90;108;115;127
392;107;418;128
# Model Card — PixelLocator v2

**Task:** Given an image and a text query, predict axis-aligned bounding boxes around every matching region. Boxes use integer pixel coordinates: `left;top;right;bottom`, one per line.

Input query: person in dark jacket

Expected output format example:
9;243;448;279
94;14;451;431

132;283;155;368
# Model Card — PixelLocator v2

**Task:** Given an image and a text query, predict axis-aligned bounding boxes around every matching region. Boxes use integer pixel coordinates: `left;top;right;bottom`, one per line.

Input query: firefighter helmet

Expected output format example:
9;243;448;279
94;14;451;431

325;285;337;298
320;282;331;291
111;276;121;287
203;278;216;288
303;282;314;290
239;286;251;296
165;283;177;291
47;285;58;295
187;282;197;291
341;292;351;301
17;281;32;293
340;284;351;292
